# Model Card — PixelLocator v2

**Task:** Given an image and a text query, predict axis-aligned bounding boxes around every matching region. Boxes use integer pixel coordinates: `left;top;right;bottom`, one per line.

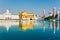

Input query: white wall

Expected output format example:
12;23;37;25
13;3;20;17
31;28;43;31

0;15;19;19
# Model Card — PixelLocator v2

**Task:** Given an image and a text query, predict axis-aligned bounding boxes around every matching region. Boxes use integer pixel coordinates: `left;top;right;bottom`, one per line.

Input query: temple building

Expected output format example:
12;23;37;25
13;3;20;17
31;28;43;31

19;11;34;20
0;9;19;20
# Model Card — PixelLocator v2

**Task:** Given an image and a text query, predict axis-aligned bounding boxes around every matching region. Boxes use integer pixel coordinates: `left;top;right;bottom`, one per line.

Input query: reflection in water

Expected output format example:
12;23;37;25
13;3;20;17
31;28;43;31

49;20;59;34
0;20;60;34
53;20;57;34
0;20;19;31
50;21;53;29
19;21;34;31
42;21;46;32
57;20;60;30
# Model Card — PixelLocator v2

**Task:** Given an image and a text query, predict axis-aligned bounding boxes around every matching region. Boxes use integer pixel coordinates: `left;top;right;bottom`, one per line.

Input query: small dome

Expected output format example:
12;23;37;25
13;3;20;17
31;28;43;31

6;9;9;13
3;9;11;15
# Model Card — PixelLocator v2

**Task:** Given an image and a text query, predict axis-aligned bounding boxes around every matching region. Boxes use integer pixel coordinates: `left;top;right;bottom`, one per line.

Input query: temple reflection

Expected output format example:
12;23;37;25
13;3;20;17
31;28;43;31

19;21;34;31
57;21;60;30
0;20;59;34
49;20;58;34
0;20;19;31
53;20;57;34
49;21;53;29
42;21;46;32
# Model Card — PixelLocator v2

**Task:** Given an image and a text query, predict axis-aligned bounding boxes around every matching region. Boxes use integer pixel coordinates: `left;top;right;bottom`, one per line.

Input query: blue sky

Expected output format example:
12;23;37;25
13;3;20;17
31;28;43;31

0;0;60;16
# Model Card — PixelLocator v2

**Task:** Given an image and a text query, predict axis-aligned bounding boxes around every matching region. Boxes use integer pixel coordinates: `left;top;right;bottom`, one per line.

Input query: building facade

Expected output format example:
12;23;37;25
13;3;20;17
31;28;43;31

0;9;19;20
19;11;34;20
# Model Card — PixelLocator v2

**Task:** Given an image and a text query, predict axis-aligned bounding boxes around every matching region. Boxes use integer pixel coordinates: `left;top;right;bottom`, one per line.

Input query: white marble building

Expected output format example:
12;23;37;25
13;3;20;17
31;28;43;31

0;9;19;20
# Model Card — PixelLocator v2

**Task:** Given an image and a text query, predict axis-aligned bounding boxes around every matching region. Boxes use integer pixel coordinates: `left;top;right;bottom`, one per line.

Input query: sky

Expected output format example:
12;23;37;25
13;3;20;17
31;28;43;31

0;0;60;16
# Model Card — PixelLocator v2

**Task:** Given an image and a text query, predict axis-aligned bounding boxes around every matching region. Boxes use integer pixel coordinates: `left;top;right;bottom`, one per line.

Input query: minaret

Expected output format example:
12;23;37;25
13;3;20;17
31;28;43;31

53;7;56;18
43;9;45;17
57;11;59;20
42;9;45;19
